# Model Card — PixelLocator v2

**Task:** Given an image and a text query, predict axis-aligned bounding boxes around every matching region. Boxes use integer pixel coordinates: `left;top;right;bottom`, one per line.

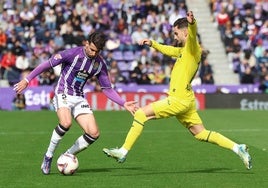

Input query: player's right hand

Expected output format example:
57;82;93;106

138;39;152;46
13;79;28;94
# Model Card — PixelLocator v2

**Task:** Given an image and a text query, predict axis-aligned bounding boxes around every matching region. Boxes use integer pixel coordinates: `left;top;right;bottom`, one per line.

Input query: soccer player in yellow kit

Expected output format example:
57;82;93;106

103;11;252;170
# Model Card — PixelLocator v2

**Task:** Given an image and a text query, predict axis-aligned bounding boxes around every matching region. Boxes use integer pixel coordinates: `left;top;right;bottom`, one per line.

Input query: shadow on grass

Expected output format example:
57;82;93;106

78;167;143;174
75;167;253;176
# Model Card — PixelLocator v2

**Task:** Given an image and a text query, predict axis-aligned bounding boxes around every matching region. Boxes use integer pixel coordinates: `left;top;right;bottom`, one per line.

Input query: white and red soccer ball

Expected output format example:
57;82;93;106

57;153;79;175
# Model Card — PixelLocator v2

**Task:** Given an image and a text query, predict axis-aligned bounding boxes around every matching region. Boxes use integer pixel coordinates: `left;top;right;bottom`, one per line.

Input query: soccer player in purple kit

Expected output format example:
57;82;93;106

14;32;138;175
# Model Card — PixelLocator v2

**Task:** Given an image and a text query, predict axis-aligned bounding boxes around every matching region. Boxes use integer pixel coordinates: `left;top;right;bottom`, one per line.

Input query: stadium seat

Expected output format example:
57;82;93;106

117;61;129;71
121;71;129;80
112;51;124;61
123;51;135;62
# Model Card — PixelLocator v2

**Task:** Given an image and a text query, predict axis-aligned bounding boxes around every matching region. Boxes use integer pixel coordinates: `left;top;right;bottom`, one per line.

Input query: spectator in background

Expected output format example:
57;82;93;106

131;25;149;52
12;93;26;110
148;60;165;84
15;54;30;80
254;39;266;65
118;28;134;52
38;68;56;86
259;74;268;93
28;53;41;70
199;58;214;84
0;49;16;80
53;30;65;51
115;18;127;34
44;9;57;31
201;72;214;85
97;7;113;32
19;6;35;28
108;60;127;85
137;48;151;65
133;61;152;85
227;37;243;73
0;28;7;54
240;66;255;84
81;18;94;37
216;5;230;41
11;40;26;56
232;19;246;40
55;9;65;31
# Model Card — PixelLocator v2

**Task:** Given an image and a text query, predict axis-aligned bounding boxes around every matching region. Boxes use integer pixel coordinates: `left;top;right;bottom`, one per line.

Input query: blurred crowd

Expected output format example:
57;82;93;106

210;0;268;92
0;0;215;90
0;0;267;93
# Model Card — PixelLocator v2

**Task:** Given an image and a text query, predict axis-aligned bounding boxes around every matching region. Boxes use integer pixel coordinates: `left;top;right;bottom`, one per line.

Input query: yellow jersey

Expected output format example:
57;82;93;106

151;22;202;99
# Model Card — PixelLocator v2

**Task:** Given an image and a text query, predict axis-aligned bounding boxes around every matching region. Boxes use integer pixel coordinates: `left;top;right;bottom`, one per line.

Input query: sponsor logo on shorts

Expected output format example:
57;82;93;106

81;104;89;108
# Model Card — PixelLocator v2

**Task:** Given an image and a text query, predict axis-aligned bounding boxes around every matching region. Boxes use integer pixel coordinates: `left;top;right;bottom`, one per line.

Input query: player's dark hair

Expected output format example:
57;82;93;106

88;32;107;51
173;17;188;29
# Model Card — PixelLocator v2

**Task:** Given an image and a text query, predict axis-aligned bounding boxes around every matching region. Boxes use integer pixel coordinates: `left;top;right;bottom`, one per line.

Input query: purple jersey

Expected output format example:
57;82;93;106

27;47;112;97
51;47;111;96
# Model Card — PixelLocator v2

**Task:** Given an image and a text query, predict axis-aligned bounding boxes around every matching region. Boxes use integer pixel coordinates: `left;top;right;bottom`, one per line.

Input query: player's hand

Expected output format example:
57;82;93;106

138;39;152;46
13;79;28;94
186;11;195;24
124;101;139;116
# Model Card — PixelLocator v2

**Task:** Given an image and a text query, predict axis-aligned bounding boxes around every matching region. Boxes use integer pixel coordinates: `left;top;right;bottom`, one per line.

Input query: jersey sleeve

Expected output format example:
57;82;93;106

102;88;125;106
96;62;112;89
185;20;201;57
151;40;181;58
26;50;67;81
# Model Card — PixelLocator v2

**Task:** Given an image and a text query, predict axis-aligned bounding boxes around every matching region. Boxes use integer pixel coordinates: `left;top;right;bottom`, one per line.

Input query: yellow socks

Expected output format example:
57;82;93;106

194;129;235;150
122;109;147;151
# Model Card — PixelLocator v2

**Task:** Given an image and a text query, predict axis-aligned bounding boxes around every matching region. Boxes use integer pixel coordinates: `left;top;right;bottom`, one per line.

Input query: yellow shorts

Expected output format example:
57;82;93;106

152;96;202;128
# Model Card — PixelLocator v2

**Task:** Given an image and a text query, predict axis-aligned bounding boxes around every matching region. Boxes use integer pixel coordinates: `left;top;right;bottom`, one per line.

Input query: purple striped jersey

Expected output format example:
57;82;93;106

49;47;111;96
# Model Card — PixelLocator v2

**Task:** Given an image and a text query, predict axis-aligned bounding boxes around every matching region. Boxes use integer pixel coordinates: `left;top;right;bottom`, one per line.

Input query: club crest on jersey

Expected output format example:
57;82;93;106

54;54;62;60
93;61;100;70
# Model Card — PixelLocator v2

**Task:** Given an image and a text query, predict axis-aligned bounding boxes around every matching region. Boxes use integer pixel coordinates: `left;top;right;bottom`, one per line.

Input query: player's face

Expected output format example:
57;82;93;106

84;41;99;58
173;26;186;46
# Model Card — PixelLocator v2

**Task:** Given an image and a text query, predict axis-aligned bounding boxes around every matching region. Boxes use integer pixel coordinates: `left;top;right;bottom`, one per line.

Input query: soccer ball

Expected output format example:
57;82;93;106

57;153;79;175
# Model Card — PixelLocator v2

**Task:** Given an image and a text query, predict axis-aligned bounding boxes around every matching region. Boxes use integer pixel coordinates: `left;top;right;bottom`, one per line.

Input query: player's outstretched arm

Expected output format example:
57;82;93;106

13;79;28;94
13;60;53;94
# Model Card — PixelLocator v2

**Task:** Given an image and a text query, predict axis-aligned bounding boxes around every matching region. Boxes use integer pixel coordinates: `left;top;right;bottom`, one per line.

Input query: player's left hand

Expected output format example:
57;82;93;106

186;11;195;24
13;79;28;94
124;101;139;116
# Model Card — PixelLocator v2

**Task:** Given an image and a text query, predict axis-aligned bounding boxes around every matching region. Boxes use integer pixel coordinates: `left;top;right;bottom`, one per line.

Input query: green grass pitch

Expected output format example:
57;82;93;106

0;109;268;188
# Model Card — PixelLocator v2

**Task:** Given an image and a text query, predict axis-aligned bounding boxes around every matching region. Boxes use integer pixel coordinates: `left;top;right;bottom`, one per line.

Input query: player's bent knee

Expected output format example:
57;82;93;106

194;129;211;142
59;121;72;128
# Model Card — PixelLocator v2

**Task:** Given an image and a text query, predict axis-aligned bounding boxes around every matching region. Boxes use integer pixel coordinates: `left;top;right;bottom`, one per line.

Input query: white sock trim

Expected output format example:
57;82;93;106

119;147;128;155
233;144;239;154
